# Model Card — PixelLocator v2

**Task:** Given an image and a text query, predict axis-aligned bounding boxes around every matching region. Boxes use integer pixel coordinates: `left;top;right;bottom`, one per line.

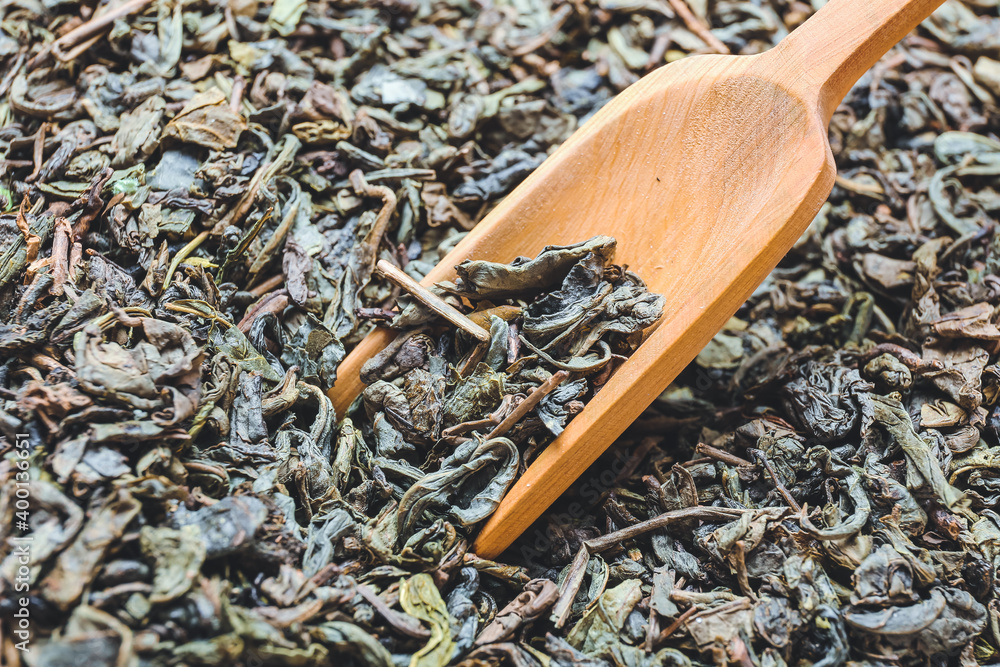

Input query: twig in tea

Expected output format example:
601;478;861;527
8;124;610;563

551;544;589;629
584;506;749;552
50;0;155;62
238;292;290;332
666;0;730;55
487;370;570;440
375;259;490;343
26;122;47;183
351;170;398;281
355;307;399;321
357;585;431;640
161;230;210;294
695;442;753;467
49;217;71;295
750;449;802;513
656;605;698;643
248;274;284;298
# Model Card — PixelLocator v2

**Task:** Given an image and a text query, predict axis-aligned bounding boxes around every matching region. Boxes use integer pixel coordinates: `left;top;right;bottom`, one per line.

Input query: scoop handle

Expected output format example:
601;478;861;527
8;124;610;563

770;0;945;121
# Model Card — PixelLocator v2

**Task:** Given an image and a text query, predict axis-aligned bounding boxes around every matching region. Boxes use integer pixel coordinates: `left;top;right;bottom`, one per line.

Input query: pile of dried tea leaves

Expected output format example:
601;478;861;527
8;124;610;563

1;0;1000;665
356;236;663;549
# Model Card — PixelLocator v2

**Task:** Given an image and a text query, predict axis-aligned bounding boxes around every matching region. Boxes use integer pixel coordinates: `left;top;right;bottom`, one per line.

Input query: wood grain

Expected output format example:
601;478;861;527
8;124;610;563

327;0;946;559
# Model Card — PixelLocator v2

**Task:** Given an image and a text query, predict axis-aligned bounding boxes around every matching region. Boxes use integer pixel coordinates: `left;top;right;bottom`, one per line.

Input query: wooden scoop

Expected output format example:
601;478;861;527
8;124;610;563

329;0;945;559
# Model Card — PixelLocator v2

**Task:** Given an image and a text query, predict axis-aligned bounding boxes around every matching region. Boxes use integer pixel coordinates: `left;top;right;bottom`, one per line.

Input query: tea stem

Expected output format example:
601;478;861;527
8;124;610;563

375;259;490;343
694;442;752;467
751;449;802;513
356;585;430;640
249;274;284;297
583;506;749;552
164;302;232;328
49;217;71;296
26;122;48;183
237;292;290;332
51;0;154;61
656;605;698;643
666;0;730;54
550;544;589;629
162;230;210;294
486;370;570;440
351;170;397;283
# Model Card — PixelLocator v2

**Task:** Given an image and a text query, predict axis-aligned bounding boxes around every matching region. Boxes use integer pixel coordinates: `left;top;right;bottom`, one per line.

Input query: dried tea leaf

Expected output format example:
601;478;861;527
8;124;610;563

40;489;141;610
140;524;207;603
111;95;165;167
445;236;617;300
400;573;454;667
162;89;247;150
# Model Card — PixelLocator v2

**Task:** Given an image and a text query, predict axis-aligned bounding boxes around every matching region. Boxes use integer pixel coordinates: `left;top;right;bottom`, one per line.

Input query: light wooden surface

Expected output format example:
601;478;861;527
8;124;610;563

328;0;945;559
